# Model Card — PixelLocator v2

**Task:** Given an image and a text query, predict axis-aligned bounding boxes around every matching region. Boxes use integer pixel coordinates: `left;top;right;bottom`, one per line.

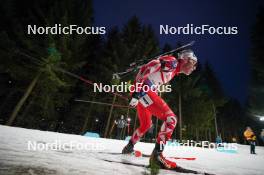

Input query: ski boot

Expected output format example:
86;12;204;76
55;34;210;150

149;143;177;169
122;140;134;154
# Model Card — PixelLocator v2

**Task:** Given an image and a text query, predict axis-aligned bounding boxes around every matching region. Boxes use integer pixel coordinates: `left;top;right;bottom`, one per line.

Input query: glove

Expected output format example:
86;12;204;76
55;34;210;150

129;98;139;108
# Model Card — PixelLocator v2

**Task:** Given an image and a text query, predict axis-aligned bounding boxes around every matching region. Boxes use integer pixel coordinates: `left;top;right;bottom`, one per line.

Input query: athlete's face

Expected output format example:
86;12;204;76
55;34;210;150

180;59;197;75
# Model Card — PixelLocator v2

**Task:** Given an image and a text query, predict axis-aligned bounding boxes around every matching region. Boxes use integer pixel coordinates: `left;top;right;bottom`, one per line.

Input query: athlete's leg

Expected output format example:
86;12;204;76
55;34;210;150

122;102;152;154
146;91;178;168
146;91;177;146
130;103;152;144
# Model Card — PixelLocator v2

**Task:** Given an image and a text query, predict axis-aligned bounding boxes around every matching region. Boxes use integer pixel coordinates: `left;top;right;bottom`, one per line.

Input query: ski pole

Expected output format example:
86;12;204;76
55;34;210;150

3;46;130;102
53;67;129;101
75;99;131;108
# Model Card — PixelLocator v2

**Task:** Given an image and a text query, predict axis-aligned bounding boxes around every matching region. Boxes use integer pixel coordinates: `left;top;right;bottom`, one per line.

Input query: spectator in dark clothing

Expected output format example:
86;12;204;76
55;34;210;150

115;115;127;140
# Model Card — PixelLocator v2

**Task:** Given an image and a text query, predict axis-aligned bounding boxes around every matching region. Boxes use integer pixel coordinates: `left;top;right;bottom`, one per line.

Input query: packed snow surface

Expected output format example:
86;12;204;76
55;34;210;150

0;125;263;175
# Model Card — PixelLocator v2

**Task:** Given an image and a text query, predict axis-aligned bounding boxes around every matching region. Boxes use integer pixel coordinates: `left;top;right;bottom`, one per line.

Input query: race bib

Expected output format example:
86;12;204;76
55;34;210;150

139;94;153;107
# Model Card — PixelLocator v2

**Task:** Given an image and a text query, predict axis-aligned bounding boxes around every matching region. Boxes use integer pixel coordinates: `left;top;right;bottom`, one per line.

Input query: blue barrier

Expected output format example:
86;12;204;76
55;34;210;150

125;136;131;141
166;140;181;146
83;132;100;138
216;147;238;154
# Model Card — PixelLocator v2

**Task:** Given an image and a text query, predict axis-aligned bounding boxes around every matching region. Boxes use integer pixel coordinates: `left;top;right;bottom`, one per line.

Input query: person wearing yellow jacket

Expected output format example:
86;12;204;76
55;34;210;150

244;127;256;154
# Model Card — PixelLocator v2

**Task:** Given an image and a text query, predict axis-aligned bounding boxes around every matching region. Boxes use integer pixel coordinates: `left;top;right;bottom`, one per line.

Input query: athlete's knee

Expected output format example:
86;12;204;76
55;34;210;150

166;116;177;128
163;108;176;119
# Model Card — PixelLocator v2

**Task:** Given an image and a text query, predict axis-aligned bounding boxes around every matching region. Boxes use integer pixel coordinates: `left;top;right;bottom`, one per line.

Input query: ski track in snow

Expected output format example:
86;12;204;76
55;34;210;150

0;125;263;175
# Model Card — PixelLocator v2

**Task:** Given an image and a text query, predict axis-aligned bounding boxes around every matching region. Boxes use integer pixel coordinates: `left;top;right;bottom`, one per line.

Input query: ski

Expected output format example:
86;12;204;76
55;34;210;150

99;151;196;160
101;158;148;168
98;150;142;158
170;157;196;161
142;153;196;161
100;158;214;175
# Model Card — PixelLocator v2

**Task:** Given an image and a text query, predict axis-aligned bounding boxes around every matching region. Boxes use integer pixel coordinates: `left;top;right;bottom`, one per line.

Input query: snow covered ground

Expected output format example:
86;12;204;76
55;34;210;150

0;125;263;175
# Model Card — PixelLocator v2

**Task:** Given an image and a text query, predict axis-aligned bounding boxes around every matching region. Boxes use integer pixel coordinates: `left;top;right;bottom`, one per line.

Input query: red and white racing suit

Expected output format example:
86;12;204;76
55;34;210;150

131;55;181;145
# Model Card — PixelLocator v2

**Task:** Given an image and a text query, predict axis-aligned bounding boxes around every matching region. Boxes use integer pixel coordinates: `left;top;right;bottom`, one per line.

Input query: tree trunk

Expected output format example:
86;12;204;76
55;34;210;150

80;93;96;134
205;129;208;141
155;117;159;137
209;128;212;142
212;102;219;138
6;72;41;126
17;93;37;126
104;94;117;138
133;113;138;131
179;90;182;141
196;128;199;141
109;119;116;138
155;92;162;138
126;106;130;135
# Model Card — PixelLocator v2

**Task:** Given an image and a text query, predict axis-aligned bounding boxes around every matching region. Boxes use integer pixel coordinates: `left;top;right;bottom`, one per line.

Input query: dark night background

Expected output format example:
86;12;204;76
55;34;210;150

0;0;263;144
94;0;263;105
